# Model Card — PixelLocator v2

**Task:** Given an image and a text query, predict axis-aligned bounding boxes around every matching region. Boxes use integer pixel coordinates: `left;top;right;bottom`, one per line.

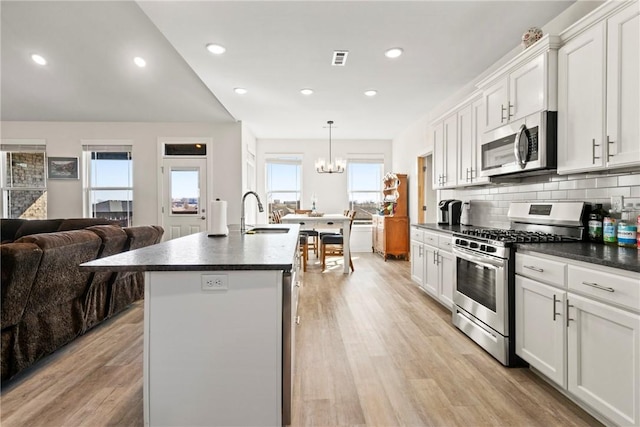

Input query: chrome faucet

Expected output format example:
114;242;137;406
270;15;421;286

241;191;264;233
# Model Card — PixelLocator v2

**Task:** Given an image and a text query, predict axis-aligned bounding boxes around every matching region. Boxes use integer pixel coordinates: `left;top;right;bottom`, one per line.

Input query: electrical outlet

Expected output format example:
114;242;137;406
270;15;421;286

201;274;228;291
611;195;624;213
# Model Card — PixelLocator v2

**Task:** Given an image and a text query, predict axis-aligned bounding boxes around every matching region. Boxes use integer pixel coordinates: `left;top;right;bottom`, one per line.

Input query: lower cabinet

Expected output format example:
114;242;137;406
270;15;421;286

410;227;454;311
515;251;640;427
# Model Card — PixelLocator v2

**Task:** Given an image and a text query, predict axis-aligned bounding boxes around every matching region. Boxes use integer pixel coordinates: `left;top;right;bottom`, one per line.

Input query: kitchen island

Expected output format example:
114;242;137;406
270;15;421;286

81;224;300;427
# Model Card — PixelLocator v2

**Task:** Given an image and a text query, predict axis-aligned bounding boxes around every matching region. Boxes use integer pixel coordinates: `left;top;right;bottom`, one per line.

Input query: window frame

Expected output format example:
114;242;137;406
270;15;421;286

347;159;384;224
0;140;48;219
265;155;302;217
82;142;133;227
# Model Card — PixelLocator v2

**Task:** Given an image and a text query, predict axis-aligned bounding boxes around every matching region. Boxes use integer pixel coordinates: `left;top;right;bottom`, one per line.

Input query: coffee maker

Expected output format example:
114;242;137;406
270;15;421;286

438;199;462;225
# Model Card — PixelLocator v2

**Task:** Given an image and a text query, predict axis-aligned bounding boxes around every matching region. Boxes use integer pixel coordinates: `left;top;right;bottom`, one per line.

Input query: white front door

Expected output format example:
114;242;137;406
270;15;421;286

161;158;207;240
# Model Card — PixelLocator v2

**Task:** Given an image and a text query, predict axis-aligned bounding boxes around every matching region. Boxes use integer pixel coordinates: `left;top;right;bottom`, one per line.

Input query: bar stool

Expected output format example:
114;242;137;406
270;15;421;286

299;234;308;271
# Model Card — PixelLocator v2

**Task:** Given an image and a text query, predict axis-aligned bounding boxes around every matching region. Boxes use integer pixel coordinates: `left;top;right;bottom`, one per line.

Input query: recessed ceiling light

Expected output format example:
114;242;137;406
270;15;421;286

206;43;226;55
31;54;47;65
364;90;378;97
300;88;314;96
134;57;146;67
234;87;247;95
384;48;403;59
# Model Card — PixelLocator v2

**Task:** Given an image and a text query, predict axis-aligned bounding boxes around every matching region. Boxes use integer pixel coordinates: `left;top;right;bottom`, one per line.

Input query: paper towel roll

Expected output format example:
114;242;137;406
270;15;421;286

209;199;229;236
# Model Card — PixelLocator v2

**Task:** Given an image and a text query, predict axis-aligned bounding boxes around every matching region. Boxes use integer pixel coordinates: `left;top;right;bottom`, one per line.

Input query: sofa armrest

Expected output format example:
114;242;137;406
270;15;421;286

1;243;43;328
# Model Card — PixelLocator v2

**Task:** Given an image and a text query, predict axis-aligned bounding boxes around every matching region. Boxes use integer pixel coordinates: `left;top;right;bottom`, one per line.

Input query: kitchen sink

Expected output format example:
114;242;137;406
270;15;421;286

245;227;290;234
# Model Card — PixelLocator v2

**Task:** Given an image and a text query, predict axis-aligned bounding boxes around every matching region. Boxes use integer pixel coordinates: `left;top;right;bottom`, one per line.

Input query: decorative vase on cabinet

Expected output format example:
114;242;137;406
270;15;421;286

372;173;409;260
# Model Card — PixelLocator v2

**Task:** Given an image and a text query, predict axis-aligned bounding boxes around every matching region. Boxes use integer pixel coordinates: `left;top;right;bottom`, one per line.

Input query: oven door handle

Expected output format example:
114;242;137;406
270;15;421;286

452;247;504;270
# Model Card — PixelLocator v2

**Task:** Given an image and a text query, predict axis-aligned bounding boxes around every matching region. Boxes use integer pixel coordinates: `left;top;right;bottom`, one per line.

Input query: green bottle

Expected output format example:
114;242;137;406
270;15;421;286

588;203;605;242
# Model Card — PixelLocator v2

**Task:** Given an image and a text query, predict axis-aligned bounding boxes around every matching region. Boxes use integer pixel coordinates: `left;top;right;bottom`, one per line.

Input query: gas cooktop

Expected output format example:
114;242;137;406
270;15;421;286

459;228;577;243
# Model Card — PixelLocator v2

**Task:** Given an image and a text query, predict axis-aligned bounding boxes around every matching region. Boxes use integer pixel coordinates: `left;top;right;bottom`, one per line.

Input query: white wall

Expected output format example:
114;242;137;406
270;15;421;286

1;121;242;226
391;0;603;223
256;138;393;215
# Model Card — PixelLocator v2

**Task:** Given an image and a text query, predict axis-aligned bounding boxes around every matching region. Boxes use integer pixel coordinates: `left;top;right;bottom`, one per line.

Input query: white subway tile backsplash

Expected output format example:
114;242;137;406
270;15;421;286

619;174;640;186
595;177;618;188
452;170;640;225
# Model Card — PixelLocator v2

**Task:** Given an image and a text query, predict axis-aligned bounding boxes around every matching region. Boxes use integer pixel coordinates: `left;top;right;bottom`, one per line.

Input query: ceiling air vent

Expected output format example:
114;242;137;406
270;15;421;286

332;50;349;66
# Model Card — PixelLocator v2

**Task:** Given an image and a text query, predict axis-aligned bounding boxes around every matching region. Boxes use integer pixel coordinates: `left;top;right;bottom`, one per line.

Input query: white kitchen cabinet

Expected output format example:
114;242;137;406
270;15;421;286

567;293;640;427
458;96;489;186
410;239;424;284
515;275;566;388
478;35;558;133
433;113;458;189
410;227;454;311
516;250;640;427
605;2;640;168
558;0;640;174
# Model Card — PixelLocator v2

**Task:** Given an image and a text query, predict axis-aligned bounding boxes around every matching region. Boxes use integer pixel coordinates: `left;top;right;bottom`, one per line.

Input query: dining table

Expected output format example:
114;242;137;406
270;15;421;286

280;213;352;273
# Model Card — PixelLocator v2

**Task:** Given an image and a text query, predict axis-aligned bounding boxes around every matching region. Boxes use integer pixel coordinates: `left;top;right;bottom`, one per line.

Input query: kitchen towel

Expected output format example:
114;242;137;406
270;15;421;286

208;199;229;236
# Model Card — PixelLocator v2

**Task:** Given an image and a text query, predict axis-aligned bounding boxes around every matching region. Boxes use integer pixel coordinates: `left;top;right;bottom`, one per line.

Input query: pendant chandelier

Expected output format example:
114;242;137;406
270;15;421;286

315;120;345;174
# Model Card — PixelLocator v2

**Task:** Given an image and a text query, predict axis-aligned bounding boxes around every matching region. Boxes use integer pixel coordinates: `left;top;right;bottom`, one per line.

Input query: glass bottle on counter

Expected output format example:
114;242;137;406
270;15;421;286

603;210;617;245
588;203;606;242
617;204;637;248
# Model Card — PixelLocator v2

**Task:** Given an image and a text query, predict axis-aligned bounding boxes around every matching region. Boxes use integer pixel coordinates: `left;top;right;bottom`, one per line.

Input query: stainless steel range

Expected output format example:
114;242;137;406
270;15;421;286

451;201;587;366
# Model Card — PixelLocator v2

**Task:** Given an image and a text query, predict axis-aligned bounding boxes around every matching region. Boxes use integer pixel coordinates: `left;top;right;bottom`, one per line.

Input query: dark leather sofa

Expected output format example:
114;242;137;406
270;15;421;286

0;219;163;382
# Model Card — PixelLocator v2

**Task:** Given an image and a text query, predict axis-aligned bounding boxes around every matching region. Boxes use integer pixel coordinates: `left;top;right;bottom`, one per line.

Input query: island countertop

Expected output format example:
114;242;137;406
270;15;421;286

80;224;300;272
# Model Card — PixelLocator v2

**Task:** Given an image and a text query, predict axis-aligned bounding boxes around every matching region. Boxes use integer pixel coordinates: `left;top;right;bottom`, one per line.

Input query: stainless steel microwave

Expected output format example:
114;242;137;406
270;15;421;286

480;111;557;178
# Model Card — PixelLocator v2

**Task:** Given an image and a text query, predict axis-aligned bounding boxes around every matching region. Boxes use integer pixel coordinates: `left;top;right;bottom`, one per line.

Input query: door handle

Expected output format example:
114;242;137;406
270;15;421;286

201;216;206;220
566;299;574;327
552;294;561;321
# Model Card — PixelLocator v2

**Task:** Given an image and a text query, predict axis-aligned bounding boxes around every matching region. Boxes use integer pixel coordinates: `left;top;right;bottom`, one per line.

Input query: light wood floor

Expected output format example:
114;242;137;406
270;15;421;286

1;253;602;427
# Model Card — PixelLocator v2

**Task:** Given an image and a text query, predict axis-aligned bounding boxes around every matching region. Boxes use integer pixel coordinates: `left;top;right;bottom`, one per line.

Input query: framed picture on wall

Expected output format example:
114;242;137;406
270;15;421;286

47;157;79;179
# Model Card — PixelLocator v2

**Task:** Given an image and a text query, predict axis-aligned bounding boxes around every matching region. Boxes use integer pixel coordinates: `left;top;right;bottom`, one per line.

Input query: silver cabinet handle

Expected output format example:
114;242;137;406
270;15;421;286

524;265;544;273
566;300;574;327
582;281;614;293
418;245;423;257
508;103;514;119
295;281;301;288
295;316;300;325
552;294;560;321
592;138;600;164
607;135;614;159
501;104;507;123
433;250;438;265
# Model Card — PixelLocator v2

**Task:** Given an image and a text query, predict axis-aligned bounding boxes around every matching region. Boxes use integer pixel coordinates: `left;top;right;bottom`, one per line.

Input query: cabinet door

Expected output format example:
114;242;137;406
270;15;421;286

471;97;489;185
438;250;454;310
483;77;509;131
557;22;606;174
443;113;458;188
422;245;438;297
515;276;566;387
606;3;640;168
432;121;445;188
567;293;640;427
457;104;473;185
509;54;545;121
410;241;424;284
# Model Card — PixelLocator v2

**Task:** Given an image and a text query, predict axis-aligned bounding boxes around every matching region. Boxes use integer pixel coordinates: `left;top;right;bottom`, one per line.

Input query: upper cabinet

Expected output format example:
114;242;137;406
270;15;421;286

558;0;639;174
433;92;487;189
477;35;560;133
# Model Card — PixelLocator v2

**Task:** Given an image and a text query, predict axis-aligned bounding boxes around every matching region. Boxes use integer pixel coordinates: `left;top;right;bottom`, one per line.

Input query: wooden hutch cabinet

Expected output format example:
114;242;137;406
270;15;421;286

372;173;409;260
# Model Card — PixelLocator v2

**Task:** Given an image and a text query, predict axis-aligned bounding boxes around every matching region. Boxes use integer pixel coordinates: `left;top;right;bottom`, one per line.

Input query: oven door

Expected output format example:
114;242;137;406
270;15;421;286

452;247;509;336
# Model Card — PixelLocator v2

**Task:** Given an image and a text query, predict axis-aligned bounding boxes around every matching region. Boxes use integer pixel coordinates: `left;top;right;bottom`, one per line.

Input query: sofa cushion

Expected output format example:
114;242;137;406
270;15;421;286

58;218;117;232
124;225;162;250
13;219;63;240
1;243;43;327
0;219;26;243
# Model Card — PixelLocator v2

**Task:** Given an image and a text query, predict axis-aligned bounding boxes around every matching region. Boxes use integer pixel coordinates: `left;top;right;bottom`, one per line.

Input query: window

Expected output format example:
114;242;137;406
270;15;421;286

0;142;48;219
266;157;301;218
348;160;383;223
83;144;133;227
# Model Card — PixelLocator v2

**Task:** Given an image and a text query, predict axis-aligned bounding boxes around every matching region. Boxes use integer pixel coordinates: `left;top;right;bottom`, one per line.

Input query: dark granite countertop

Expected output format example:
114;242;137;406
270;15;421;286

81;224;300;272
412;223;472;234
517;242;640;273
413;223;639;273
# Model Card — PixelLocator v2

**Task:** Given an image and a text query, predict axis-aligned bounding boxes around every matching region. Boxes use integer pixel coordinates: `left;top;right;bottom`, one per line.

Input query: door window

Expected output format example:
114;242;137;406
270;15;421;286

170;168;200;215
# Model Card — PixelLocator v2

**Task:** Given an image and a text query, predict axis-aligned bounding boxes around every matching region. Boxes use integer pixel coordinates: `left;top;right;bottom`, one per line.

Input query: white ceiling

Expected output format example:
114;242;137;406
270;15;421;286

1;1;575;140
